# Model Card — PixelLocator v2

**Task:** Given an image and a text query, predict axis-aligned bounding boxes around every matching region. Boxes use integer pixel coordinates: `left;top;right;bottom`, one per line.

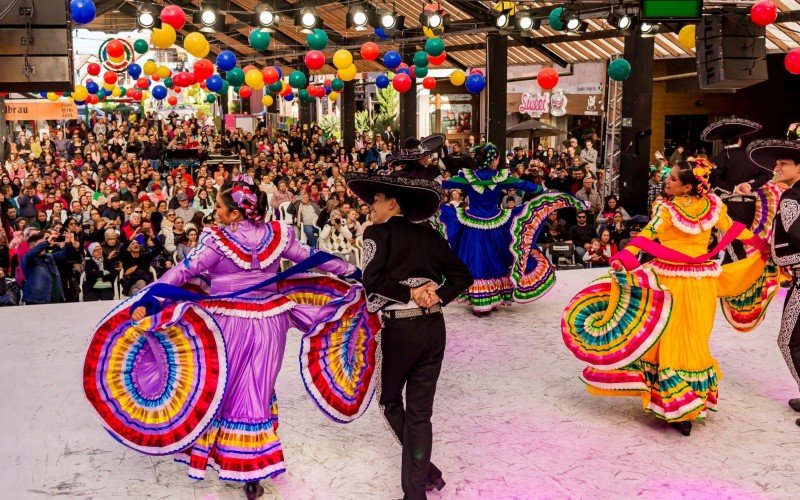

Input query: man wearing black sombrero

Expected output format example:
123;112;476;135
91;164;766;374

703;118;770;262
389;134;446;181
346;170;472;499
749;139;800;422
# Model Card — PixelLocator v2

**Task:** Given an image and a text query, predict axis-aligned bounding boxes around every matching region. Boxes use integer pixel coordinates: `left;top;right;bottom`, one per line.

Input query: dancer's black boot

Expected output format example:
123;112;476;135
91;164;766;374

788;398;800;412
426;477;446;492
244;481;264;499
670;421;692;436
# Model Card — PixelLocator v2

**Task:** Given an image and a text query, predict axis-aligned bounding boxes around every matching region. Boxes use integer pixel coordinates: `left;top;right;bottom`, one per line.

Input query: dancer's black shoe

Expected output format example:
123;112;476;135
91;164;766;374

244;481;264;500
426;477;446;492
670;421;692;436
788;398;800;412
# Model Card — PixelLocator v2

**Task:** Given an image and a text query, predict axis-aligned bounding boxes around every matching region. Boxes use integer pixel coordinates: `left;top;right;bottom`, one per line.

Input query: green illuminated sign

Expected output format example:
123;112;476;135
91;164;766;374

641;0;702;20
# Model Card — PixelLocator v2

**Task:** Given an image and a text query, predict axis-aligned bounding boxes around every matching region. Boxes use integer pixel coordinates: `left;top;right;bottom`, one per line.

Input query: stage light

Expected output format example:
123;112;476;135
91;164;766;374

295;7;322;33
347;3;374;31
514;9;537;31
254;3;279;30
136;4;155;29
607;12;632;30
193;2;225;33
562;10;581;31
200;8;217;26
378;9;398;29
420;10;442;29
640;21;660;37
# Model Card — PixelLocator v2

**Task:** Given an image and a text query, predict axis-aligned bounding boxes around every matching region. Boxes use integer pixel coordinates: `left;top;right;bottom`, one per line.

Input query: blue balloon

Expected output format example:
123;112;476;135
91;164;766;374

396;67;410;76
384;51;401;70
74;100;85;106
206;75;224;92
375;74;390;89
465;73;486;94
86;81;99;94
127;63;142;79
275;67;283;79
283;92;294;102
374;27;390;40
39;91;48;98
152;85;167;100
70;0;96;25
324;85;332;95
215;50;237;72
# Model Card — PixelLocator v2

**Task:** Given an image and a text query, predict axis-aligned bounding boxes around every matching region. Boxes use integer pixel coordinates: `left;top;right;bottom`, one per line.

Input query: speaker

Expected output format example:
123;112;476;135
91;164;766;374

696;11;767;90
0;0;74;92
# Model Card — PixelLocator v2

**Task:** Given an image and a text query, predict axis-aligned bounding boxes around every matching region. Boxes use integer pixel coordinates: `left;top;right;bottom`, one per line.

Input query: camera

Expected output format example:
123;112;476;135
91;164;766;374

332;218;341;225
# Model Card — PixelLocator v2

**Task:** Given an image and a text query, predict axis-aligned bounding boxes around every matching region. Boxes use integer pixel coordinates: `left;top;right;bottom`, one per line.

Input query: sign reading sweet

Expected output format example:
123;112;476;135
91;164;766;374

519;92;550;117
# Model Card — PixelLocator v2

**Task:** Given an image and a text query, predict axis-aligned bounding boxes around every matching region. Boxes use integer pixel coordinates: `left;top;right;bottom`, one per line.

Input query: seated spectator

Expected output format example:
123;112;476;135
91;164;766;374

0;267;20;306
598;229;618;257
176;227;199;262
83;242;115;301
174;192;196;222
575;177;602;216
566;211;596;260
319;210;356;264
582;237;611;268
288;191;322;247
502;187;523;209
607;211;630;248
595;195;631;230
112;230;163;296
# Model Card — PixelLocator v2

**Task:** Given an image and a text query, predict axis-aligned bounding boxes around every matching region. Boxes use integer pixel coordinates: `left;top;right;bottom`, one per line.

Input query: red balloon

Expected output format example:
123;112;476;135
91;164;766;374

312;85;325;97
280;84;292;96
786;48;800;75
428;51;447;66
470;69;484;76
750;0;777;27
304;50;326;71
537;67;559;90
239;85;252;98
193;59;215;80
129;89;141;100
409;65;418;78
422;76;436;90
160;5;187;30
397;63;409;71
106;39;124;58
243;65;257;75
323;78;332;86
392;73;412;93
262;66;280;85
87;63;101;76
151;74;160;82
199;80;207;89
103;71;118;85
167;95;178;106
173;86;183;93
136;77;150;89
173;71;191;87
360;42;380;61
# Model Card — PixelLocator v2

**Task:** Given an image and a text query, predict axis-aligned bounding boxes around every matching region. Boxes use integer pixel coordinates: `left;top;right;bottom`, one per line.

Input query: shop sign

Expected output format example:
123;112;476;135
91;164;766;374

519;92;550;117
4;100;77;120
550;90;568;117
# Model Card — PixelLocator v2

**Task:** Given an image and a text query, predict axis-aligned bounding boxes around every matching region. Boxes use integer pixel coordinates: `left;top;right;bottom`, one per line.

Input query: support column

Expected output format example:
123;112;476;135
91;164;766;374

299;66;313;131
399;45;417;143
486;33;508;167
342;80;356;152
619;31;655;217
0;97;6;164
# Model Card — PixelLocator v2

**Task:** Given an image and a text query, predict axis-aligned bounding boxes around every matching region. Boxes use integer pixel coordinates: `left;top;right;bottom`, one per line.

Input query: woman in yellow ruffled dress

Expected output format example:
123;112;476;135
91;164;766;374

562;159;776;436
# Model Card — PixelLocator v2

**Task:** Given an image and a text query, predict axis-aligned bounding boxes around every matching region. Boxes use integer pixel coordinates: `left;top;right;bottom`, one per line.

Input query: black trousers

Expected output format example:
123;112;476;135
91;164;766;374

379;312;446;500
721;199;757;263
779;280;800;392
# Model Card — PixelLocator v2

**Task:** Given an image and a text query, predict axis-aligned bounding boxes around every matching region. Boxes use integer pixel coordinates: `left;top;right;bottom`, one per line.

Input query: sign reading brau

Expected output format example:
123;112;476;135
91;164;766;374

519;90;569;117
4;101;78;120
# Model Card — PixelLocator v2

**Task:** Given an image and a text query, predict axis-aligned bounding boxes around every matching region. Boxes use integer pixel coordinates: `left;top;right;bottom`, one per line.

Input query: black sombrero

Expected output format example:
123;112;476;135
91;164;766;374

747;139;800;169
701;118;762;143
392;134;446;161
345;172;444;222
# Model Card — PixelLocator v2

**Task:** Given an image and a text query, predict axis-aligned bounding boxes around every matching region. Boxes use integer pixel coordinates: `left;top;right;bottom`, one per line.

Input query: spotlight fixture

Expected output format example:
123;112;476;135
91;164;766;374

560;9;581;31
136;4;156;29
640;21;660;37
254;2;279;31
488;1;514;29
377;8;398;29
295;6;322;33
347;3;375;31
514;9;538;32
193;2;225;33
607;11;633;30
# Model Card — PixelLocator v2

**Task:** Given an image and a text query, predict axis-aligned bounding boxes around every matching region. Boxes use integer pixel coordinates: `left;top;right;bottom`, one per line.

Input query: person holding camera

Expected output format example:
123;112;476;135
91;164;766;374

20;230;79;305
111;226;163;296
319;210;356;264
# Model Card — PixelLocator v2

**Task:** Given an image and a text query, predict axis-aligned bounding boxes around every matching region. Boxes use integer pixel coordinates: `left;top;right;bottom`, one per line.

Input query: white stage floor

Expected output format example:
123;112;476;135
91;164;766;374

2;268;800;499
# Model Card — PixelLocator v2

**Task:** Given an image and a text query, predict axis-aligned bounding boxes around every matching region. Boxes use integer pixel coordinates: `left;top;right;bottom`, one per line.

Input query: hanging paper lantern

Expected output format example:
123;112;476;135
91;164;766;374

87;62;101;76
549;7;565;30
226;67;245;86
157;65;171;79
262;94;274;107
86;81;100;94
393;73;412;93
216;50;237;72
262;66;280;85
786;48;800;75
305;50;326;71
333;50;354;70
384;51;402;70
537;67;559;90
184;32;209;58
151;24;176;50
73;85;89;101
245;69;264;90
331;78;345;91
143;60;157;76
193;59;214;80
103;71;117;85
608;58;632;81
750;1;778;27
422;77;437;90
167;95;178;106
413;51;430;68
424;37;445;57
133;39;149;54
361;42;380;61
449;70;466;86
152;85;167;100
106;39;124;58
239;85;252;98
160;5;186;30
428;51;446;66
206;75;223;93
375;74;390;89
306;28;328;50
289;70;307;88
677;25;696;50
70;0;96;25
249;29;271;51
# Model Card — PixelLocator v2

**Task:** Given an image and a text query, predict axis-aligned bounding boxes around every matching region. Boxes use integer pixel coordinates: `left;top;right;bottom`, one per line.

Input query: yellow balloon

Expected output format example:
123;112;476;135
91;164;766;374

262;95;274;106
449;70;465;86
103;82;115;91
143;60;157;76
151;23;176;50
73;85;89;101
111;87;122;97
333;49;354;70
47;92;59;101
245;69;264;89
338;64;357;82
109;53;125;63
329;91;339;102
141;91;149;100
157;65;171;78
184;32;209;58
678;24;696;50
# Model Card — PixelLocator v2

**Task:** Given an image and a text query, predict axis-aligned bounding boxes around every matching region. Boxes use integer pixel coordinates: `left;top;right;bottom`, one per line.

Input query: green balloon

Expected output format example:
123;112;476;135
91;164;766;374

298;88;311;102
206;94;216;103
249;29;271;51
226;67;245;86
133;39;149;54
415;66;429;78
413;51;430;68
289;70;307;89
269;81;283;92
424;37;445;57
608;58;632;81
331;78;344;91
233;85;241;93
119;86;126;97
219;80;229;95
548;7;565;31
163;77;173;88
306;28;328;50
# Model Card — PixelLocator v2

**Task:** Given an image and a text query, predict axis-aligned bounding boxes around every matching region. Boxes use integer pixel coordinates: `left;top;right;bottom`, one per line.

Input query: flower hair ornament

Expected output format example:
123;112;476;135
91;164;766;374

230;183;261;221
691;158;713;198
